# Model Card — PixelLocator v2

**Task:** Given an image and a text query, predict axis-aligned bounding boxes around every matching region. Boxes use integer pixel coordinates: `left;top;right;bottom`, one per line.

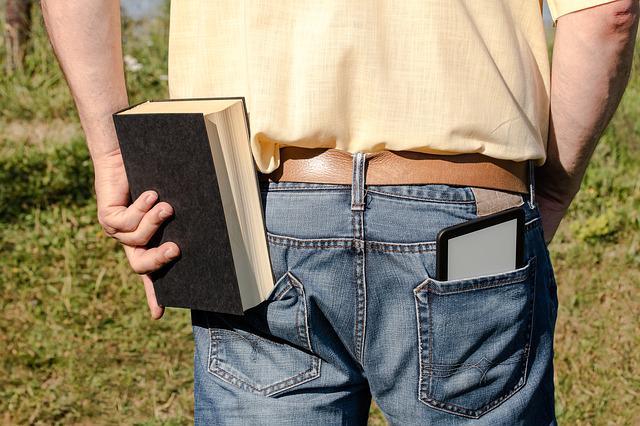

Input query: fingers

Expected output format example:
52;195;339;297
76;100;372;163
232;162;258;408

98;189;176;321
99;190;158;235
112;202;174;246
99;190;175;246
141;274;164;320
123;242;181;275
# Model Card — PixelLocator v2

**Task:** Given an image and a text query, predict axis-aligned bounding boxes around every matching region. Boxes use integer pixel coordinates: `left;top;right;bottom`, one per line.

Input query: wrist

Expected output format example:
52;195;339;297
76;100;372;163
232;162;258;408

91;144;123;170
92;148;127;192
535;161;581;206
79;106;126;161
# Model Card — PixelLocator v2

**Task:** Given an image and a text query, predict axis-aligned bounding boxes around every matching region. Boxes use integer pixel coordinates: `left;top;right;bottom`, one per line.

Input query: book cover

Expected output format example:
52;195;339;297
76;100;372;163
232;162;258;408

112;97;273;315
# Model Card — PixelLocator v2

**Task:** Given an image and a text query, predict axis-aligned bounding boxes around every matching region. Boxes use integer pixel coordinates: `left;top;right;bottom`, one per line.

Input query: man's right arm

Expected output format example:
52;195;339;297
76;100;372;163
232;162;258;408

41;0;179;319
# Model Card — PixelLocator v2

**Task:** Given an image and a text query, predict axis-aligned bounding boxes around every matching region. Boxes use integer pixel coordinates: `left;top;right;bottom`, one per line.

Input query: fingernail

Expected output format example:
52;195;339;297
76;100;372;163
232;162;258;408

159;208;170;219
164;247;177;258
146;192;157;204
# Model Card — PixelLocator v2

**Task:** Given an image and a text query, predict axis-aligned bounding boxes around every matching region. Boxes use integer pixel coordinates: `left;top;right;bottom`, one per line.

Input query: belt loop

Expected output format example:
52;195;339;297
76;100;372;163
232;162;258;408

528;160;536;209
351;152;367;211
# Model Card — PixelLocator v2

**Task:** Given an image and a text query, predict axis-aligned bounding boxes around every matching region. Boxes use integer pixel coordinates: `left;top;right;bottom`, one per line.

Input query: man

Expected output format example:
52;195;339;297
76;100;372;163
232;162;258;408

42;0;638;424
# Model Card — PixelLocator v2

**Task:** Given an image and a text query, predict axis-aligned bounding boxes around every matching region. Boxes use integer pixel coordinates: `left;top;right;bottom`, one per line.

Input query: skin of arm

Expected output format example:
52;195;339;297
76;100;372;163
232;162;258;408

41;0;179;319
537;0;639;243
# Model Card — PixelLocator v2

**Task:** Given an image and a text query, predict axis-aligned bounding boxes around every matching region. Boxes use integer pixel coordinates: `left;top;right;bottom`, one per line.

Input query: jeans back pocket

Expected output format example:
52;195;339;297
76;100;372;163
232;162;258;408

208;271;321;397
413;257;536;419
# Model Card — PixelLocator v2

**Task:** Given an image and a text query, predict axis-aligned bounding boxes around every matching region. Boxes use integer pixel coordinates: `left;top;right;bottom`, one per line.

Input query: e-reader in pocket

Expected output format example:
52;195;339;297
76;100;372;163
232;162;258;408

413;257;536;419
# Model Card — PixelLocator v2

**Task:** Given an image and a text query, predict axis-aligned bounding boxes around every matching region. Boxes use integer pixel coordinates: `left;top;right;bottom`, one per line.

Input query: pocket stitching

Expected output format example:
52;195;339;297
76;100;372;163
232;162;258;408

414;257;537;419
287;272;315;352
415;258;535;296
207;271;321;397
426;348;524;368
209;331;321;397
425;349;525;378
272;282;293;301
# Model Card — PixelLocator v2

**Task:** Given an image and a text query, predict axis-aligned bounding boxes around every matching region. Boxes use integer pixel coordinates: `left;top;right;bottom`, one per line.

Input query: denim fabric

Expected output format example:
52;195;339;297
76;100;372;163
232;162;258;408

191;153;558;425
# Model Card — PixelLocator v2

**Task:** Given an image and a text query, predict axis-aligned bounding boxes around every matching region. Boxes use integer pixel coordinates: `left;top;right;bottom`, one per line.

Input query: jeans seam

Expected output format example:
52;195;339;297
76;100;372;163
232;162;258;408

273;283;293;301
265;218;539;251
427;291;434;396
414;290;426;407
351;152;368;365
366;188;476;204
268;234;353;248
261;186;350;192
366;242;436;253
269;228;538;253
353;211;367;365
286;272;316;353
267;232;438;252
422;273;533;296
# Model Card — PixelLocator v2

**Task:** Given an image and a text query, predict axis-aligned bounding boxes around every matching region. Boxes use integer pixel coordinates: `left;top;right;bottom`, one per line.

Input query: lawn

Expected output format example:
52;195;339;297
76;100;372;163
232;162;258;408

1;4;638;425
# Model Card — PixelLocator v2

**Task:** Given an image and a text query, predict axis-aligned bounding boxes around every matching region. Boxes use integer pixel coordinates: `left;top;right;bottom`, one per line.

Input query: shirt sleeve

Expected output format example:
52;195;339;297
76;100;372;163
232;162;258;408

547;0;621;23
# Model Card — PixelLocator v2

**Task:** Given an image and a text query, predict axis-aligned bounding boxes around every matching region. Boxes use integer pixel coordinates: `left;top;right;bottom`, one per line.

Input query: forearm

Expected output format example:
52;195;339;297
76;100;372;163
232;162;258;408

41;0;127;162
539;0;639;203
42;1;177;318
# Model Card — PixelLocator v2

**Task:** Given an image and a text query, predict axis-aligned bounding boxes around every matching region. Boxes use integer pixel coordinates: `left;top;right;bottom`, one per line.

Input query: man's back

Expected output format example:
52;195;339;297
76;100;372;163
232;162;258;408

169;1;550;173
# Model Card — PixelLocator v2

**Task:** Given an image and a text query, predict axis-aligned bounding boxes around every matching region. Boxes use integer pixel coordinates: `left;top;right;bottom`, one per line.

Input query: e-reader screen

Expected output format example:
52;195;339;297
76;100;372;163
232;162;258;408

436;207;525;281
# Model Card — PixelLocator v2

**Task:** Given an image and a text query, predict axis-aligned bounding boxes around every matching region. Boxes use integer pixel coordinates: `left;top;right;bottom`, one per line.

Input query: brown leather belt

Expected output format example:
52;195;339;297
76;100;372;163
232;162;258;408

258;147;529;194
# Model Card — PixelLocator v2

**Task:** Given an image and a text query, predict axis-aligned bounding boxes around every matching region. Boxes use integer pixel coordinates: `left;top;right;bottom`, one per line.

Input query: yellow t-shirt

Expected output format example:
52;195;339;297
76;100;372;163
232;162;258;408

168;0;615;174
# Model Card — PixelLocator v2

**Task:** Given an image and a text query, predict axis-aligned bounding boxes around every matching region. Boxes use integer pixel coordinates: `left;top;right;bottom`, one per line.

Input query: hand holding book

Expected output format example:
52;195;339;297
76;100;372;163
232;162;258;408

112;97;275;315
94;148;180;319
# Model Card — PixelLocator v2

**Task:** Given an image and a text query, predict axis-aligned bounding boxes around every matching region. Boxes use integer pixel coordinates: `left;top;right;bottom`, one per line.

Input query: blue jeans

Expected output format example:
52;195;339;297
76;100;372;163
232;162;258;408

192;153;558;425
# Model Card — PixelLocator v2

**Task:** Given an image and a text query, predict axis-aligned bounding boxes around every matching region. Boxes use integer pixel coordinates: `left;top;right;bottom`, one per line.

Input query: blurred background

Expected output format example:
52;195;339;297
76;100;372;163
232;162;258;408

0;1;638;424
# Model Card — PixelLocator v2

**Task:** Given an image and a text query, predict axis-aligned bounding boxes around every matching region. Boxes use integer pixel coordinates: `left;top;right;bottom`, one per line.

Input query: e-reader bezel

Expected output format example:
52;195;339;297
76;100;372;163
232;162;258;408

436;206;525;281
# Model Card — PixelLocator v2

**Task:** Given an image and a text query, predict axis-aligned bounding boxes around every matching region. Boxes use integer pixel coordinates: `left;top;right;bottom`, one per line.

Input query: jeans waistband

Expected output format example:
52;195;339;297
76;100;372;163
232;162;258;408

344;151;536;212
259;147;530;194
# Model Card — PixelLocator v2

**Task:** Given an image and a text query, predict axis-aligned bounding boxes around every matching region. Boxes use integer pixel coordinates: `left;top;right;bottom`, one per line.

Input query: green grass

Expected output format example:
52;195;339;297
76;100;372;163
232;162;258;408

1;203;194;424
0;138;93;222
1;3;639;425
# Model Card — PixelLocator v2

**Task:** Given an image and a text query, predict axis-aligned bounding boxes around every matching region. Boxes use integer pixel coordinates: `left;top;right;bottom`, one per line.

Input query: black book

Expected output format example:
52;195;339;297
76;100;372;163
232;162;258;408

112;97;274;315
